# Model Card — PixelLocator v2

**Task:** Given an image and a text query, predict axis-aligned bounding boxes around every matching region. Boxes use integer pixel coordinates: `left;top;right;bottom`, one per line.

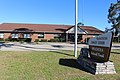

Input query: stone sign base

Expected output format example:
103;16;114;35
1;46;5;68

77;56;116;74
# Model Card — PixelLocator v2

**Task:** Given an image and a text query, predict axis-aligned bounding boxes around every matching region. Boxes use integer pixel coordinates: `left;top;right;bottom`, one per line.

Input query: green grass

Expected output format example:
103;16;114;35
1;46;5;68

0;50;120;80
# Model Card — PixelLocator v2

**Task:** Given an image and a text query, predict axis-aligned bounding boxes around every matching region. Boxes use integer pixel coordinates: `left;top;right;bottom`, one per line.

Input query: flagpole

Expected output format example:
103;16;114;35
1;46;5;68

74;0;78;57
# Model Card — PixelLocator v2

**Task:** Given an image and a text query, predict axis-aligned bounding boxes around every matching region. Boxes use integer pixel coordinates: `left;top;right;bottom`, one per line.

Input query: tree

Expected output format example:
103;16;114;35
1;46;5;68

108;0;120;35
77;22;84;26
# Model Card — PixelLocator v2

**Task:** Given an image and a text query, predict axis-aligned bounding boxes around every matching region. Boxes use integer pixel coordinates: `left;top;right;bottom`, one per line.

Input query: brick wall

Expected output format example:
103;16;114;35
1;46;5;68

3;33;55;42
31;34;38;42
31;34;54;42
44;34;54;40
4;33;11;39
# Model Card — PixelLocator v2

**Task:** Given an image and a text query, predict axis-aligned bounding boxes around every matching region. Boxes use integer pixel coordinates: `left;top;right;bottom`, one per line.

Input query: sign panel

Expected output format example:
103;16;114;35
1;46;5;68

88;32;113;62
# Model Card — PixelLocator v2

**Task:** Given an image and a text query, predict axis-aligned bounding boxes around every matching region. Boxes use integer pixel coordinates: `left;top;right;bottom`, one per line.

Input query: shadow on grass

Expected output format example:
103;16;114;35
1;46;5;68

50;51;74;57
59;58;93;74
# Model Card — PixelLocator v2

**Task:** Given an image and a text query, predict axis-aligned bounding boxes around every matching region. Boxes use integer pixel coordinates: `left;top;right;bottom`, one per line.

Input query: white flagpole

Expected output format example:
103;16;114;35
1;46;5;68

74;0;78;57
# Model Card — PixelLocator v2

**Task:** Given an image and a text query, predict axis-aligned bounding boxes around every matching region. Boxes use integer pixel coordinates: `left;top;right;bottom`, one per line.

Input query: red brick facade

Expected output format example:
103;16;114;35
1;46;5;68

44;34;54;40
4;33;11;39
0;23;104;42
31;34;38;42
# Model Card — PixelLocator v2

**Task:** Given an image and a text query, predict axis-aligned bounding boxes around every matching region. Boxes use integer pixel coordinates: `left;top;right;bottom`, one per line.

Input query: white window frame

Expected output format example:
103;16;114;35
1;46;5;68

12;34;18;38
54;34;60;38
0;33;4;38
24;34;30;38
38;33;44;38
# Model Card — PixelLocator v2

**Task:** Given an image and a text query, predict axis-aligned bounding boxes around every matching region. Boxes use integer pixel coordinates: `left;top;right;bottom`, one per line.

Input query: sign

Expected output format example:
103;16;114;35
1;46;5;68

80;48;89;58
88;32;113;62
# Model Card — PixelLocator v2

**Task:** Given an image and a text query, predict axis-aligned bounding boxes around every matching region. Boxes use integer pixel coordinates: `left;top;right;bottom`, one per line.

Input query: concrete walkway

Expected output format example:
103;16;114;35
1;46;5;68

0;42;119;51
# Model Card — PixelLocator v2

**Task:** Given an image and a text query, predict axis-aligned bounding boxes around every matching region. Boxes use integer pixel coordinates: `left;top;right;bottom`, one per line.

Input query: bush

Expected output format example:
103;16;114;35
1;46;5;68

18;38;26;43
48;38;65;42
48;38;59;42
59;38;65;42
112;37;119;43
48;39;55;42
0;38;4;41
5;38;10;42
18;38;31;42
10;38;19;42
24;38;31;42
40;39;47;42
34;39;39;42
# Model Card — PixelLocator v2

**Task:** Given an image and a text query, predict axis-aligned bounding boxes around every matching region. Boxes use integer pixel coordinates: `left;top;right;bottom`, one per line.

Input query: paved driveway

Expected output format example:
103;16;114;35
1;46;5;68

0;42;119;51
0;42;88;51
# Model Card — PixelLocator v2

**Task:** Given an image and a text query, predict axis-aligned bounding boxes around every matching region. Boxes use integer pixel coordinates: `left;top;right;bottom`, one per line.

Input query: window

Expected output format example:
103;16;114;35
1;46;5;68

54;34;60;38
24;34;30;38
0;33;4;38
38;34;44;38
12;34;18;38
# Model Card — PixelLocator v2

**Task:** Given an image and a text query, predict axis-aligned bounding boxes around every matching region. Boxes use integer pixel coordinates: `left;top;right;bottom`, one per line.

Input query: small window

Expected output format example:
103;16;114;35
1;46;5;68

38;34;44;38
24;34;30;38
12;34;18;38
54;34;60;38
0;33;4;38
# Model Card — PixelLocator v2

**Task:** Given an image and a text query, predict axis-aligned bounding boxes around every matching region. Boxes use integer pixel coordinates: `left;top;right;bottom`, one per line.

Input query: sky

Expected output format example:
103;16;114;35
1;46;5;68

0;0;117;31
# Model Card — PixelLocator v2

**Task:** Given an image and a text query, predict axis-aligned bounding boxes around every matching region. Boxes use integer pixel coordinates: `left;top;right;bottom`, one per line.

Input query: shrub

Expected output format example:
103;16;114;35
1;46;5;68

10;38;19;42
18;38;25;43
34;39;39;42
48;39;55;42
112;37;119;42
48;38;59;42
5;38;10;41
48;38;65;42
59;38;65;42
40;39;47;42
24;38;31;42
0;38;4;41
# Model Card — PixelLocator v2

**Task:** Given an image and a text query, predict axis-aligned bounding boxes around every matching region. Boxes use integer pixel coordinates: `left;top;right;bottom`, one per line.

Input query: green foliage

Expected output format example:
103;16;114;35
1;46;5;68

18;38;26;44
24;38;31;42
113;37;120;42
0;38;4;41
59;38;65;42
108;1;120;35
5;38;10;42
48;39;57;42
40;39;47;42
48;38;64;42
34;39;39;42
5;38;32;42
10;38;19;42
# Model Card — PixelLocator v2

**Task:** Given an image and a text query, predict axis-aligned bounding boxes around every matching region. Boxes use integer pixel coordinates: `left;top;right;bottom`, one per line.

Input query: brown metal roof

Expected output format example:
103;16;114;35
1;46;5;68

80;26;104;34
0;23;104;34
0;23;71;33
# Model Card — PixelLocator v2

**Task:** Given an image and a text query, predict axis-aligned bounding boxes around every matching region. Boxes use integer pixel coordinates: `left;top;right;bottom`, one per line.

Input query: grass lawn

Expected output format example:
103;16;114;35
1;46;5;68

0;50;120;80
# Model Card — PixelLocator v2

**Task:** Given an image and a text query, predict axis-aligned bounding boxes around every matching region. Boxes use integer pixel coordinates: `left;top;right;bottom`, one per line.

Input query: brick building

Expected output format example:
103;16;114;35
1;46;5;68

0;23;104;42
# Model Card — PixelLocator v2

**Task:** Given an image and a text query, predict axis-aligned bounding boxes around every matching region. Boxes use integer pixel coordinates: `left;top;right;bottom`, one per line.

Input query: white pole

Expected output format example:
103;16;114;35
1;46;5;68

74;0;78;57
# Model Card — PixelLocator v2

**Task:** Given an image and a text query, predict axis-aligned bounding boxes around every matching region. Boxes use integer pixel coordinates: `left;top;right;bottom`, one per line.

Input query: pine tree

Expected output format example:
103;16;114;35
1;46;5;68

108;0;120;35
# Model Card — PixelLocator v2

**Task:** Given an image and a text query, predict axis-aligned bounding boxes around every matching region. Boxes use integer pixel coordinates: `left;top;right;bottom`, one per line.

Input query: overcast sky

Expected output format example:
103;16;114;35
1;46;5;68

0;0;117;30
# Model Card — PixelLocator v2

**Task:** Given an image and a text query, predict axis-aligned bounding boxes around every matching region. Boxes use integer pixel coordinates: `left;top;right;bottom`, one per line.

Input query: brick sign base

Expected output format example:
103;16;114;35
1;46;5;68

77;33;116;74
77;55;116;74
